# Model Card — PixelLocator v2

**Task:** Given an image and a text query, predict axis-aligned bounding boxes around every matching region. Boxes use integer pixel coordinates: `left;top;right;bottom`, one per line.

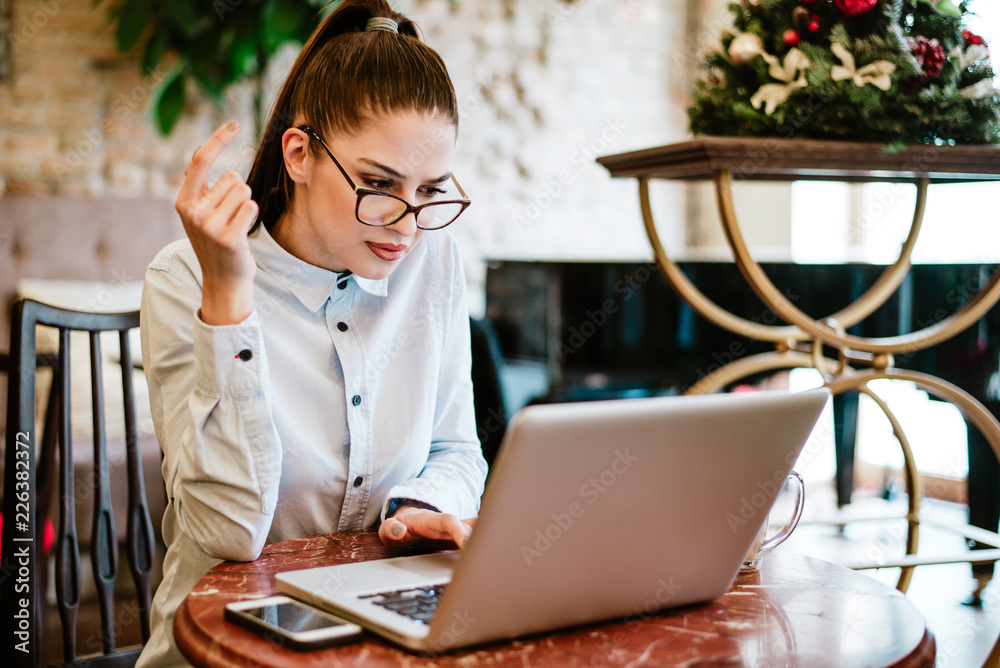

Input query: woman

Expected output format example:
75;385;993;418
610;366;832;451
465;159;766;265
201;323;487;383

137;2;486;664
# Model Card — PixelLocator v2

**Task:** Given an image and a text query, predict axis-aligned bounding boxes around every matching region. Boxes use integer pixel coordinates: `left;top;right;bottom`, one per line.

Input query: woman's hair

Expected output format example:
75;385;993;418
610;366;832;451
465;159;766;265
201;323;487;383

247;0;459;233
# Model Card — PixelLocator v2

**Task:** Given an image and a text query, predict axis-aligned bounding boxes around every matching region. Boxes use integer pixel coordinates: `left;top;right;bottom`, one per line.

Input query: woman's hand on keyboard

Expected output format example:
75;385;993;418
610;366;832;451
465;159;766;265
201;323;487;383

380;505;476;549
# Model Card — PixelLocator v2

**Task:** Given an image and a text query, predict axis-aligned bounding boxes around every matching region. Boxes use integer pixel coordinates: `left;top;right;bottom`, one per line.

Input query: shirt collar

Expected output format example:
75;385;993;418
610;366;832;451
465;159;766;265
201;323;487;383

249;225;389;312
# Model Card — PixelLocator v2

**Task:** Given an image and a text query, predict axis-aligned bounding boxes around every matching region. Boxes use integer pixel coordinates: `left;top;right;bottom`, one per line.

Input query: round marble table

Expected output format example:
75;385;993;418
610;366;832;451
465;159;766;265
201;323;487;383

175;530;935;667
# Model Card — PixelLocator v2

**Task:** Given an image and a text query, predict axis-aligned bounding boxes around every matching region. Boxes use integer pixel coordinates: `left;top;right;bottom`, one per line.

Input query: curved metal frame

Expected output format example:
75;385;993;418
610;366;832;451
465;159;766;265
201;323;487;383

639;175;927;343
685;349;923;591
685;349;835;396
854;384;920;593
640;172;1000;600
641;171;1000;463
714;171;1000;355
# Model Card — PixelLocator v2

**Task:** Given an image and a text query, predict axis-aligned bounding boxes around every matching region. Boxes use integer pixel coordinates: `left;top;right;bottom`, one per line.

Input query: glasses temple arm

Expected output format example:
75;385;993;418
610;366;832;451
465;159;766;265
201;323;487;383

297;125;359;190
451;174;470;201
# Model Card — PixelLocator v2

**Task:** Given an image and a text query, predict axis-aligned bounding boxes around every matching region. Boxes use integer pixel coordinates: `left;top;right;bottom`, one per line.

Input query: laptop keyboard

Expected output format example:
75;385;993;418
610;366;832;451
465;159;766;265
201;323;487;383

359;584;447;624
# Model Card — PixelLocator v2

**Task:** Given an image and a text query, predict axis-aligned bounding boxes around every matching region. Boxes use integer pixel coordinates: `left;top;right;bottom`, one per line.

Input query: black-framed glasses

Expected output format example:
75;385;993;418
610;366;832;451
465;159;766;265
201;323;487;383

298;125;471;231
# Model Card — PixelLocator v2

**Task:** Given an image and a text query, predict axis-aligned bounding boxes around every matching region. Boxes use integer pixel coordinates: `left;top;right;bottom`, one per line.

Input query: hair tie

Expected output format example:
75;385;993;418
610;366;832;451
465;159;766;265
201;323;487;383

366;17;398;34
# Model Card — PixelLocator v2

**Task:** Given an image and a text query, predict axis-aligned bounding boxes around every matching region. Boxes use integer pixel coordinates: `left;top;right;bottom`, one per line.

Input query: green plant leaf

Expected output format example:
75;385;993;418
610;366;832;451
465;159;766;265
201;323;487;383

260;0;311;51
153;67;187;135
142;25;169;73
106;0;334;135
163;0;201;39
114;0;153;52
191;68;225;106
230;17;260;78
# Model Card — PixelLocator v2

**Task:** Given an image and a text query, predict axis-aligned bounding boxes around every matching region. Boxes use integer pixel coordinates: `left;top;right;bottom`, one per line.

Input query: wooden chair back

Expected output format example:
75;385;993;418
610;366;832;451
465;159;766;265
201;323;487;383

1;299;155;668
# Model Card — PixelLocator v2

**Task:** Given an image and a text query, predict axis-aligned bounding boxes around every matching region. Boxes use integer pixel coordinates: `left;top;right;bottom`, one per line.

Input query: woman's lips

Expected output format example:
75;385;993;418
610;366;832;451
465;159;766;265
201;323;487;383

366;242;407;261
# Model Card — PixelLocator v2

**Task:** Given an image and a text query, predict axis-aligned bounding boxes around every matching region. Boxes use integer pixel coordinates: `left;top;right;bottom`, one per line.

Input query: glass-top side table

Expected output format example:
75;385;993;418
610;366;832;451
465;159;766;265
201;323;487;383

598;137;1000;600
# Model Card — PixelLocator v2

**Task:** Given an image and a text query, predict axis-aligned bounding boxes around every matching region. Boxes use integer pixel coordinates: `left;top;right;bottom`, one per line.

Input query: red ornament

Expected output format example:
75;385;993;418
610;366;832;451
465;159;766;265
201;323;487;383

908;36;946;78
783;29;801;46
963;30;990;58
808;17;821;32
963;30;985;46
834;0;878;15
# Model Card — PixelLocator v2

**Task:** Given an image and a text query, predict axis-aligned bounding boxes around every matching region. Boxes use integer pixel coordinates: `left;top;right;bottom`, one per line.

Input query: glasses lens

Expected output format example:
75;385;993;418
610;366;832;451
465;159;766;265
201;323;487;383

416;202;466;229
357;193;407;225
357;194;466;229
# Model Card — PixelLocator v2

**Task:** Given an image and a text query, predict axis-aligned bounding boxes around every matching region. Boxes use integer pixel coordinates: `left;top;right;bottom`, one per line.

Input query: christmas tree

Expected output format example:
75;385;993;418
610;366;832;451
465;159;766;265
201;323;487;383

688;0;1000;144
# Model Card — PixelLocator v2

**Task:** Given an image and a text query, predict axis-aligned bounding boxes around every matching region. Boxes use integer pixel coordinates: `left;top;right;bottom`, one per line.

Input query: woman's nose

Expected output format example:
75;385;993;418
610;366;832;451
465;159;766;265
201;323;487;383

390;208;419;237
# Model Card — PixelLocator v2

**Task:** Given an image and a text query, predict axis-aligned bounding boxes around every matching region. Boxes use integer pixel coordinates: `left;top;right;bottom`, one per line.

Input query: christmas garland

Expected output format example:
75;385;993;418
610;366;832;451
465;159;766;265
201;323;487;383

688;0;999;144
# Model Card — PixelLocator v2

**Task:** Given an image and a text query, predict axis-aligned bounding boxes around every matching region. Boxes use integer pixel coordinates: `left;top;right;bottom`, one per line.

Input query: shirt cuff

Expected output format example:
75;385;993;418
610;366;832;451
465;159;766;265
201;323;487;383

193;309;267;396
384;497;440;519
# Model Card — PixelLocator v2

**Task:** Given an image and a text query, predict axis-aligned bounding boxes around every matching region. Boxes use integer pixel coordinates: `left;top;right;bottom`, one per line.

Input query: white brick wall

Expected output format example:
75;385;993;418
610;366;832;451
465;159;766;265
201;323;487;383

403;0;692;312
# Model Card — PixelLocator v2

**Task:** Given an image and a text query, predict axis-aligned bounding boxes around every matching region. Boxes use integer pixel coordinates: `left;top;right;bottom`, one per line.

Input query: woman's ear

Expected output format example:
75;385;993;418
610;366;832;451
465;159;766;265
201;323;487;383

282;127;310;184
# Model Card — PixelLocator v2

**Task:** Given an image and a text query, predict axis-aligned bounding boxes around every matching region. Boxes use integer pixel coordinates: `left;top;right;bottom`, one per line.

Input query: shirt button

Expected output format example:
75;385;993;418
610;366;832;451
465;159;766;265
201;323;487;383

352;395;361;406
237;349;253;361
353;476;363;488
337;280;349;290
337;322;349;332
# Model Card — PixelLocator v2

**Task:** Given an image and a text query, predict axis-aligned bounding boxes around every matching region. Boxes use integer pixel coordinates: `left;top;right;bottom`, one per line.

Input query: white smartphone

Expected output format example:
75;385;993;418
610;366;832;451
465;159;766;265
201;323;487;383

224;595;363;651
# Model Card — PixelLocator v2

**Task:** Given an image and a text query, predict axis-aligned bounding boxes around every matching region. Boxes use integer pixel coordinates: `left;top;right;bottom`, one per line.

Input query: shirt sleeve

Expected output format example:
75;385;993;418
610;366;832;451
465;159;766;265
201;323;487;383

381;238;488;521
141;260;281;562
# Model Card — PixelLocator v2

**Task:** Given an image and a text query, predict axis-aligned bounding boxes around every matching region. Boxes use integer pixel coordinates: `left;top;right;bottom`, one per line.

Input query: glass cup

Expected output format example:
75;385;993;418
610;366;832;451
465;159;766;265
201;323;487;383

740;471;805;572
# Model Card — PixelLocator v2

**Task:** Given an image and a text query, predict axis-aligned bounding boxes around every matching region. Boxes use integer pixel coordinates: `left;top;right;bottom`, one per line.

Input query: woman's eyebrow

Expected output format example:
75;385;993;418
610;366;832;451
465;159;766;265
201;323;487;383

358;158;452;184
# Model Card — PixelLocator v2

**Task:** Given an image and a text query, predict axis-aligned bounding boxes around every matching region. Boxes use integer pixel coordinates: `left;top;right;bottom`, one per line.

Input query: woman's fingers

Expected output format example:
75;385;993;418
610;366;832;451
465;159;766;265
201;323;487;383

379;510;475;549
172;121;258;326
431;514;471;547
177;121;240;204
379;517;412;544
176;123;249;238
231;198;260;236
201;170;246;209
208;180;255;234
173;125;256;240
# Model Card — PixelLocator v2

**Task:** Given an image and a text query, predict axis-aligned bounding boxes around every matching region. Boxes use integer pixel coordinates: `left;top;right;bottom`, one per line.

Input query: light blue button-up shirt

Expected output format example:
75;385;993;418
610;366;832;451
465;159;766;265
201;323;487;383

137;225;487;667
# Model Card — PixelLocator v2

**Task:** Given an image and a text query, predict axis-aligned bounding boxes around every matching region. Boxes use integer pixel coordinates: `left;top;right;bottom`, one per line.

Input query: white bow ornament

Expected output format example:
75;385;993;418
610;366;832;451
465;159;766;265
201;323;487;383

830;43;895;90
959;78;997;100
750;48;810;115
948;44;990;71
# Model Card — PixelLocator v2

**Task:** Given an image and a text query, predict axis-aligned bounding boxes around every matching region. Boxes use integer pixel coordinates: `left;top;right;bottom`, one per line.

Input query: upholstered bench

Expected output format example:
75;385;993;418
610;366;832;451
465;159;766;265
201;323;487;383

0;196;183;553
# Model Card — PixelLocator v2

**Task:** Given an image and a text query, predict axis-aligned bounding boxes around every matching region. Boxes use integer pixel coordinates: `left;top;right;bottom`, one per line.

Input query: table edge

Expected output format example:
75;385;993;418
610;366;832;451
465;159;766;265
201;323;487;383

889;628;936;668
596;136;1000;182
175;596;252;668
176;538;936;668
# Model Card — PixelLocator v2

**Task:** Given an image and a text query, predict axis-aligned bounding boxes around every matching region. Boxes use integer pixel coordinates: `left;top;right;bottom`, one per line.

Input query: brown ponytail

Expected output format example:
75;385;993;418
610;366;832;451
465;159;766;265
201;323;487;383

246;0;459;234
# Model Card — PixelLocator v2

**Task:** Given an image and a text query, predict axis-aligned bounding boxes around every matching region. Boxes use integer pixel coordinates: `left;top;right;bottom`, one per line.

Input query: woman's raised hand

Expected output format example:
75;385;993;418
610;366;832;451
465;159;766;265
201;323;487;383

175;121;259;326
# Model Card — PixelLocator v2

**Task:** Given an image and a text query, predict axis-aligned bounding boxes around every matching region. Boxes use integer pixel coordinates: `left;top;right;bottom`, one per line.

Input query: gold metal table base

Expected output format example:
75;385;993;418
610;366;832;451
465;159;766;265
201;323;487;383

599;137;1000;668
639;170;1000;596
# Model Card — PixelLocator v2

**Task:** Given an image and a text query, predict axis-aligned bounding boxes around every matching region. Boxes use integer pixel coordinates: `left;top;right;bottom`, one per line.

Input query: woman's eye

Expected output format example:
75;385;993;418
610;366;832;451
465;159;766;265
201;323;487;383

420;186;448;198
363;178;394;191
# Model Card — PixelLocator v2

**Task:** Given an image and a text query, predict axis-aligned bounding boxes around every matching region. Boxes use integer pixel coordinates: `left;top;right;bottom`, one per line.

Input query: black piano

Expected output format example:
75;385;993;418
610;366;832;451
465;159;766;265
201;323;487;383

484;260;1000;541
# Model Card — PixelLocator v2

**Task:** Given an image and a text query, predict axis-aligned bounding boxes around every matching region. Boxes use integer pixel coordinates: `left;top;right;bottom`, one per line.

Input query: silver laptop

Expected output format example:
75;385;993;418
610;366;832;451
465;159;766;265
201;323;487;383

276;389;829;653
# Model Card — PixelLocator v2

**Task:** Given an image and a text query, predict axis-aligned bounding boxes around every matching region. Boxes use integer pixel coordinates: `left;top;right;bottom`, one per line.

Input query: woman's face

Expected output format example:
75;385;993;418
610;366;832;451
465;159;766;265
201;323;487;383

275;110;458;279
